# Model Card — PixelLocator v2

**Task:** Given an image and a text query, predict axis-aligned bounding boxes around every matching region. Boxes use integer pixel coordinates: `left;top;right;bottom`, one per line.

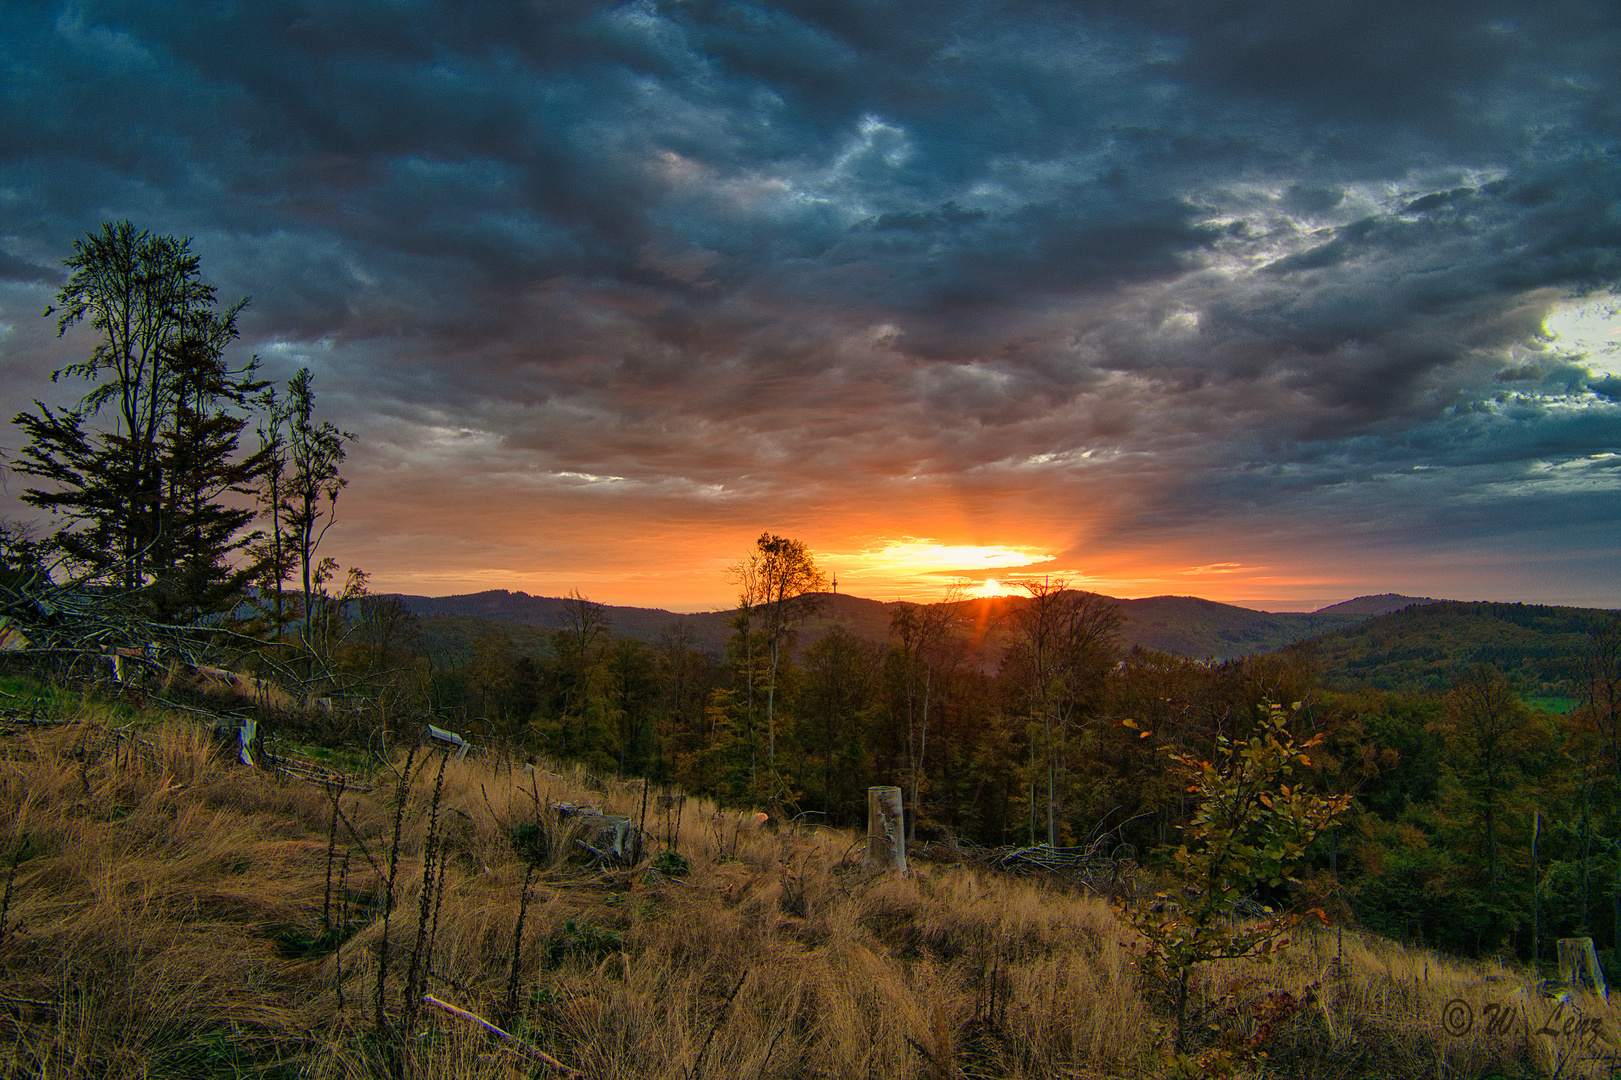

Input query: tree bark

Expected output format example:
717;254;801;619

866;786;908;874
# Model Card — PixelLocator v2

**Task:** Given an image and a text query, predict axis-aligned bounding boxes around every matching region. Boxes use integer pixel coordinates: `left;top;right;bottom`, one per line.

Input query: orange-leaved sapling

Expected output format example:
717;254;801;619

1116;703;1352;1073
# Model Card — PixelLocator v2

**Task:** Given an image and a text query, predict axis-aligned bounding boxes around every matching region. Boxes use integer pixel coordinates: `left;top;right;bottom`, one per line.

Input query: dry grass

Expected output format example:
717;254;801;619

0;707;1614;1079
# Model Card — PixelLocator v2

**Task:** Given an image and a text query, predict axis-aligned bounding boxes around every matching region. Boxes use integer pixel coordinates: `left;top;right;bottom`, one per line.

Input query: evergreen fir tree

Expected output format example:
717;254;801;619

11;221;266;618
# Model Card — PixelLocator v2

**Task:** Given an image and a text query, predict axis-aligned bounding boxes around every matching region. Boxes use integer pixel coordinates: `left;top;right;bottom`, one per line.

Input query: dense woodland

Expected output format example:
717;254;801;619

393;579;1621;968
6;221;1621;985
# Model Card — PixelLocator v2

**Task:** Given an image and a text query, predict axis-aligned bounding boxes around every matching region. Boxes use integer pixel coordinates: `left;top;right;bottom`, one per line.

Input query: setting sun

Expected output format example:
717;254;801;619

971;578;1014;598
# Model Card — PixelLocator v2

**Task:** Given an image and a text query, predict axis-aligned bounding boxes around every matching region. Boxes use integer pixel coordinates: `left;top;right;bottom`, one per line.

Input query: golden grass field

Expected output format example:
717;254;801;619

0;703;1614;1079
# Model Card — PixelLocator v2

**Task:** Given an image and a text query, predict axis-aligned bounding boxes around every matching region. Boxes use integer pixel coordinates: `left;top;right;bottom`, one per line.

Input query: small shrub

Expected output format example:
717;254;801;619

650;850;691;878
511;821;549;864
1116;704;1352;1067
544;919;624;969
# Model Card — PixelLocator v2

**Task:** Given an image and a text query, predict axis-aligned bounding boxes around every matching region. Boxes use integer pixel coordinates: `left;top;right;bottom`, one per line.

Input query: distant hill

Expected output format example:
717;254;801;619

1302;600;1619;694
393;588;1446;665
410;613;560;662
1113;595;1401;658
1312;593;1441;617
397;591;733;663
398;591;701;639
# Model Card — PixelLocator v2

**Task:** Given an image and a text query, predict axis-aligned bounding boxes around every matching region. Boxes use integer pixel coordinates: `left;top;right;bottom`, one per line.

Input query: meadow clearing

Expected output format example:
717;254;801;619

0;701;1611;1080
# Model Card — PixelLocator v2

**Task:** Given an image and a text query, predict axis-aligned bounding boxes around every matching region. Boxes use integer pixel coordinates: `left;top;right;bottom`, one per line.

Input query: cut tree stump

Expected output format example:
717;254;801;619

552;802;642;866
1559;937;1608;999
866;786;908;875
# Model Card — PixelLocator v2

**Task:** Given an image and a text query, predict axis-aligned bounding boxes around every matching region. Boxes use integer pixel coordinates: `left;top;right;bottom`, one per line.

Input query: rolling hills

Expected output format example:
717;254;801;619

397;588;1620;695
395;588;1443;666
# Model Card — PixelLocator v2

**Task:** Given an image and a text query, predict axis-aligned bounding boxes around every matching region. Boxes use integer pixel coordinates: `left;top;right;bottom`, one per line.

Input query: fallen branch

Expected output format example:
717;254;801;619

0;994;60;1019
422;994;582;1078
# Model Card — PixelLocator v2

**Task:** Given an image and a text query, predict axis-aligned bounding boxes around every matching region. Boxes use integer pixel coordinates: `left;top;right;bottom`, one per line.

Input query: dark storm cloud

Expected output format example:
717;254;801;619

0;0;1617;602
0;249;59;286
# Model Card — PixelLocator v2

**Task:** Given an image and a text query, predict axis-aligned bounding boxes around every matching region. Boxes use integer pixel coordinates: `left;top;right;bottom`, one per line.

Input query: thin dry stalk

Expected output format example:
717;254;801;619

504;862;536;1023
373;739;419;1040
404;749;450;1026
688;968;747;1080
424;994;582;1078
336;851;350;1012
321;775;345;932
636;778;650;865
0;848;19;942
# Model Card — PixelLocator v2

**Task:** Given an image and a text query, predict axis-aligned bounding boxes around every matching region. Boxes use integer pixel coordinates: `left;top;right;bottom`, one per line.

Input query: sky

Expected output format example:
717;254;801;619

0;0;1618;614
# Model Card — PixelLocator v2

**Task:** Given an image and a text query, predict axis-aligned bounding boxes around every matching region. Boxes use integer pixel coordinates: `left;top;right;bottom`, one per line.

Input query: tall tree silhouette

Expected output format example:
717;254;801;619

274;367;353;637
729;533;826;780
12;221;266;617
1004;580;1122;846
890;586;966;838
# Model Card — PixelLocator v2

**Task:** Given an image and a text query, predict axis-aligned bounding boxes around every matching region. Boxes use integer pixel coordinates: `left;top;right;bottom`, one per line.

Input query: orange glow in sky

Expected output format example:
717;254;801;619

326;507;1604;615
827;540;1054;596
972;578;1010;598
3;4;1616;626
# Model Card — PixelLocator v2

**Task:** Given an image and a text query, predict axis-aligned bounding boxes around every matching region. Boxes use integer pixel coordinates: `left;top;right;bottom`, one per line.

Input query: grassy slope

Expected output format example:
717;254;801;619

2;704;1611;1079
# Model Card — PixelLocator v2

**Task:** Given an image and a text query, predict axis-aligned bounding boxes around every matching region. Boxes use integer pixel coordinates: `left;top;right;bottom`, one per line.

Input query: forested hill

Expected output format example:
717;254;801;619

394;588;1440;663
397;591;719;649
1112;593;1425;658
1304;599;1620;694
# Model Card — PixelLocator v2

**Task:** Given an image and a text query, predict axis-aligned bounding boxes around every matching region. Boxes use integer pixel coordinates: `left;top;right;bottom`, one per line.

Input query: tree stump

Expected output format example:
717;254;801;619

211;716;256;767
552;802;641;867
866;786;908;875
1559;937;1608;999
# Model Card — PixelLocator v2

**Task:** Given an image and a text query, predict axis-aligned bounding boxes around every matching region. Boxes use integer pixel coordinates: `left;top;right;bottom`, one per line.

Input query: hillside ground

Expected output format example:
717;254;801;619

0;700;1613;1079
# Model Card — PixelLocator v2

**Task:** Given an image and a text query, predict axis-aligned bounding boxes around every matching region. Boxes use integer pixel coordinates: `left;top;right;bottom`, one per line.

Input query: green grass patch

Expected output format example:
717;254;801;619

0;673;82;716
272;736;375;777
543;919;624;969
650;850;691;878
1525;695;1579;714
512;821;549;865
147;1025;304;1080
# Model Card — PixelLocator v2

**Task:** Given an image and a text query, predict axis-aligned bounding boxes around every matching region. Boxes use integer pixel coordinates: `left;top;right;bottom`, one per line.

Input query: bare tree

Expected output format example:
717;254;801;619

1005;579;1122;847
726;553;766;781
728;533;826;773
555;588;609;717
890;585;966;838
270;368;353;639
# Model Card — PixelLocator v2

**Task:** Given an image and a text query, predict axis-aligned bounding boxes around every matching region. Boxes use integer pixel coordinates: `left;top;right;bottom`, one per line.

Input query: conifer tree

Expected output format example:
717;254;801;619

11;221;266;618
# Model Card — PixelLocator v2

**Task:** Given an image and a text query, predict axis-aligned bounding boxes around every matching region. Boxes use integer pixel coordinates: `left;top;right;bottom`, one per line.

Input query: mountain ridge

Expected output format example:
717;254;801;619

391;588;1446;663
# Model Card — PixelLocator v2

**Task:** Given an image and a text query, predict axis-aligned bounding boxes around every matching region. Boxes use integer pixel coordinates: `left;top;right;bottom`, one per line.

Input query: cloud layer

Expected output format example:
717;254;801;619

1;0;1617;609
